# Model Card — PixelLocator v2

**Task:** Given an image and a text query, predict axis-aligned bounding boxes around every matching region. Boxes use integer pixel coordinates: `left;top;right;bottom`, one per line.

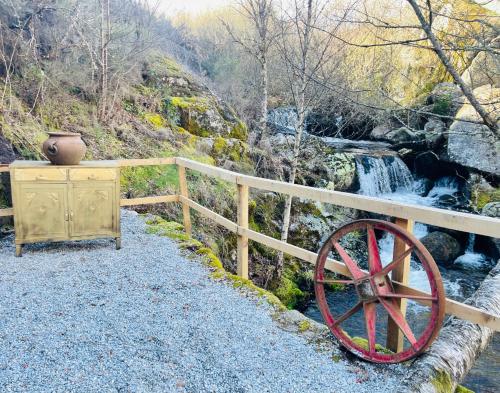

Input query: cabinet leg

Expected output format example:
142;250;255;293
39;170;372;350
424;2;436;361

15;244;23;257
115;237;121;250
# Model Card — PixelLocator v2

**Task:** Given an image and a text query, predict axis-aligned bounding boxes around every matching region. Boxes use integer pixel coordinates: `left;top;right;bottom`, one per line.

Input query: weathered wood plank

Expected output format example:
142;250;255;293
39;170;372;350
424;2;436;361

117;157;176;167
178;165;192;236
120;195;179;207
175;158;500;238
237;184;249;279
176;157;238;183
178;196;238;233
0;208;14;217
387;218;414;352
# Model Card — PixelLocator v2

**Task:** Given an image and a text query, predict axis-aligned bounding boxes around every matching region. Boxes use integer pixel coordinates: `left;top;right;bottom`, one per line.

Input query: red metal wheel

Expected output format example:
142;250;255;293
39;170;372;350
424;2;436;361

314;219;445;363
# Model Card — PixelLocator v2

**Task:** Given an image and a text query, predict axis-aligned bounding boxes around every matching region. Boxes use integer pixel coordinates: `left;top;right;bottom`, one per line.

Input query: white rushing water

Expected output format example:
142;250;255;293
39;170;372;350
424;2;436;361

356;156;414;196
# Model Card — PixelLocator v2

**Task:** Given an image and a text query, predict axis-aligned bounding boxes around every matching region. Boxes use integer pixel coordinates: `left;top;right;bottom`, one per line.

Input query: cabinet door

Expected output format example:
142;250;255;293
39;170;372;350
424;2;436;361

70;182;115;237
16;183;69;241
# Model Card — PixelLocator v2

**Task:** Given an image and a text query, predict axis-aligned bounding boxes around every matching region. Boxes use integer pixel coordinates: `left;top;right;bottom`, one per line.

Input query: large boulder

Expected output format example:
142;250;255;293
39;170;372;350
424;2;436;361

372;126;424;144
324;153;357;191
423;118;446;149
482;202;500;218
420;231;462;266
385;127;420;143
447;85;500;176
461;49;500;89
370;124;392;141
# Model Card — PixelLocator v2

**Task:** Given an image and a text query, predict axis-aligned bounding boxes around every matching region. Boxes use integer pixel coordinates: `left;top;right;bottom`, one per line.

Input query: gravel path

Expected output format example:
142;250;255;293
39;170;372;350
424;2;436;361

0;210;403;393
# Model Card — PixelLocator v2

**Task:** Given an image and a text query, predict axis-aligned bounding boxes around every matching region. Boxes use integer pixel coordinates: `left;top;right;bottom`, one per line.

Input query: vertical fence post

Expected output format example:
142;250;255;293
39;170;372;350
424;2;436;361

178;165;192;236
237;183;249;279
386;217;414;352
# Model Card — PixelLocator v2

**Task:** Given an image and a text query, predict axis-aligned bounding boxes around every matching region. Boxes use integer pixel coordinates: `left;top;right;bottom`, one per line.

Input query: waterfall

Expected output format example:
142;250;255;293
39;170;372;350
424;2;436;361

465;233;476;253
355;155;414;196
267;107;298;134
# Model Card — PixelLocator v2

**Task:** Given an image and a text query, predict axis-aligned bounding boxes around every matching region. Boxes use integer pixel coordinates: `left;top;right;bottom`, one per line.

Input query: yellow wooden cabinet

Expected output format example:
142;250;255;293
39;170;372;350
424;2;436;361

10;161;121;257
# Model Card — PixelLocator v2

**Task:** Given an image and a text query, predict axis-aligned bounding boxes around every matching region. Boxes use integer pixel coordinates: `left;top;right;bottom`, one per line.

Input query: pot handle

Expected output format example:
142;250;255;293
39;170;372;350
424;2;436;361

47;141;58;156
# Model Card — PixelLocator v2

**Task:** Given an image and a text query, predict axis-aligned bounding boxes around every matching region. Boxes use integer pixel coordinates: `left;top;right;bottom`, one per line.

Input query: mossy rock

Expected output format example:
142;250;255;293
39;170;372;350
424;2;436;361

476;188;500;210
351;337;393;355
275;276;306;310
144;113;165;129
297;320;311;332
229;121;248;141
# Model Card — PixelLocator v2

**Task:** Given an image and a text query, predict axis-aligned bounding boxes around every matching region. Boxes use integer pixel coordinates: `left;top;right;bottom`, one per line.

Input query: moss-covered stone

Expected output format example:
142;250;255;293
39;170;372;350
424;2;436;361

298;320;311;332
144;113;165;128
475;188;500;210
212;136;228;157
455;385;474;393
431;370;453;393
351;337;393;355
170;96;209;111
331;354;342;362
229;121;248;141
275;276;306;310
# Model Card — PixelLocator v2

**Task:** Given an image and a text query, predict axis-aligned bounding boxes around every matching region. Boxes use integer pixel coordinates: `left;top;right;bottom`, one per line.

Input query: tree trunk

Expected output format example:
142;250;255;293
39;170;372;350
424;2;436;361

401;260;500;392
407;0;498;135
99;0;110;121
276;0;313;279
255;57;268;145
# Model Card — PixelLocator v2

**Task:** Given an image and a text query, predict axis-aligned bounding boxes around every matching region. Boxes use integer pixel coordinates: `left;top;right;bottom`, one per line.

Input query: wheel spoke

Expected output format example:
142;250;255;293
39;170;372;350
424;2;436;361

332;301;363;327
315;279;355;285
377;246;414;277
380;293;437;302
367;226;383;274
379;297;417;347
363;302;377;354
332;241;366;280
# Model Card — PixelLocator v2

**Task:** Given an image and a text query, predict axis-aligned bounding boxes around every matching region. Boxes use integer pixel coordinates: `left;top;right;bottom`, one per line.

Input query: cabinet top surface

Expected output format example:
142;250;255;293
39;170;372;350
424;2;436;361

10;160;119;169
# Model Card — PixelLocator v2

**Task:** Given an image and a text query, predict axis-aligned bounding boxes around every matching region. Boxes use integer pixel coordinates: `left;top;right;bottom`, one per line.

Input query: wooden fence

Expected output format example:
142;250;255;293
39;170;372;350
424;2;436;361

1;158;499;352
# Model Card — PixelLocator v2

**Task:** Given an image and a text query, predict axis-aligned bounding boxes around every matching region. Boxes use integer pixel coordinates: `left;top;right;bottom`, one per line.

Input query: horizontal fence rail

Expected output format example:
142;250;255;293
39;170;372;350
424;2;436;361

0;158;499;334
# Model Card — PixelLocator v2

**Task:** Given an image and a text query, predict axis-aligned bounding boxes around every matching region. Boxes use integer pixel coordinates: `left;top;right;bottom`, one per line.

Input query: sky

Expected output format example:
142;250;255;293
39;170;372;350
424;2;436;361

152;0;232;16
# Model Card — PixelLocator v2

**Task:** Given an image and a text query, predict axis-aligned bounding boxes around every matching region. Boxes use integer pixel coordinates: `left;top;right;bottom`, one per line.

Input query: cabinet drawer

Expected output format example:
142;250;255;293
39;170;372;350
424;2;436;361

15;168;67;182
69;168;117;181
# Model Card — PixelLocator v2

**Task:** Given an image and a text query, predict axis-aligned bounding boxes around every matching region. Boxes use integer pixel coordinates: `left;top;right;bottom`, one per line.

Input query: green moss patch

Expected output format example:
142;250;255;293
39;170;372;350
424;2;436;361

229;121;248;141
351;337;393;355
455;385;474;393
298;320;311;332
144;113;165;129
431;370;453;393
275;276;307;310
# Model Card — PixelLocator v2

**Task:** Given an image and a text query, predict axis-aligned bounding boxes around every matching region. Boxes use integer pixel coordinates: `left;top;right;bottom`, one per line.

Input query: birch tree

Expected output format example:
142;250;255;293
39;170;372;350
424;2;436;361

275;0;343;278
223;0;276;144
99;0;110;120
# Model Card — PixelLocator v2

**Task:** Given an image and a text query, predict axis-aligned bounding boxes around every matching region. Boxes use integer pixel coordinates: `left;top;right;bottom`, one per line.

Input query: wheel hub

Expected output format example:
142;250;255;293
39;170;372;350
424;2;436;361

355;278;376;301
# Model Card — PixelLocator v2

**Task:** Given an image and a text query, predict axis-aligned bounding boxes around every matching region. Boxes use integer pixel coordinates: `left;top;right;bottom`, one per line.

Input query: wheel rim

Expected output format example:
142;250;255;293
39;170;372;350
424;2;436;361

314;219;445;363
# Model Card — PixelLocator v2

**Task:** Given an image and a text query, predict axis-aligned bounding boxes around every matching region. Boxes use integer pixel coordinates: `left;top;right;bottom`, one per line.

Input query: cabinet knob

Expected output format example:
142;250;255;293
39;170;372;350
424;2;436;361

88;174;97;180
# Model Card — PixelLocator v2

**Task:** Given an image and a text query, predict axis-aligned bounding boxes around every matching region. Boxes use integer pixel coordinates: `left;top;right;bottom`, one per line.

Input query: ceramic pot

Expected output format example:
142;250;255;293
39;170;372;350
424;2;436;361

42;132;86;165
